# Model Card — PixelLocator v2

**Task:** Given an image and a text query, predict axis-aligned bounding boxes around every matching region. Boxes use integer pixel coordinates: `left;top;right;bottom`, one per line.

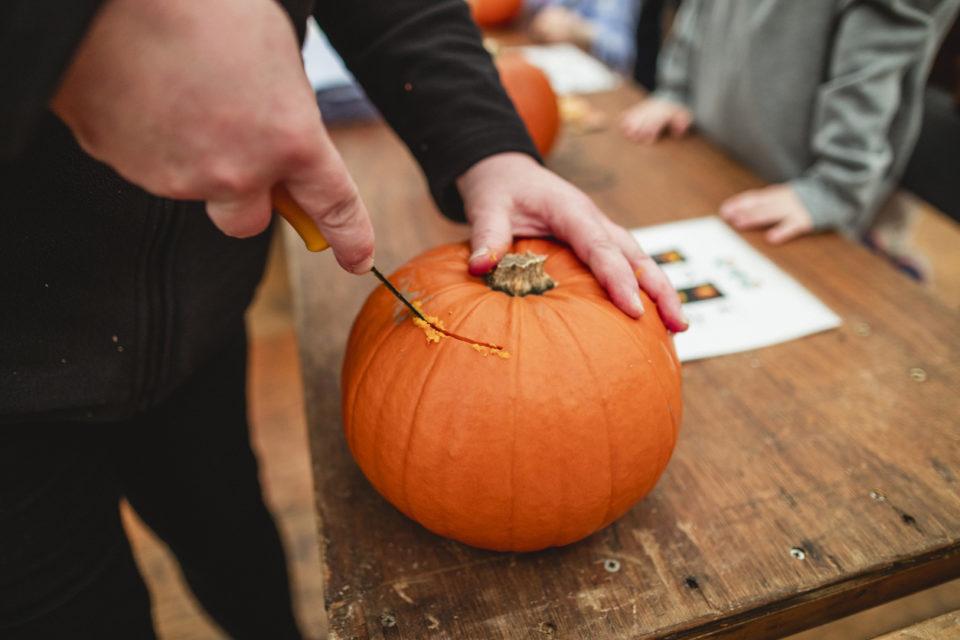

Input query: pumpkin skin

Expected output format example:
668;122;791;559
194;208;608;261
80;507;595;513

496;53;561;157
341;239;682;551
467;0;523;27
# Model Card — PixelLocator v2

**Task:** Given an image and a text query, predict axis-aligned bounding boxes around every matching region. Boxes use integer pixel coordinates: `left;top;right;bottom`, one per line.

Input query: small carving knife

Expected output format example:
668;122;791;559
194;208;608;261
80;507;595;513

271;184;431;324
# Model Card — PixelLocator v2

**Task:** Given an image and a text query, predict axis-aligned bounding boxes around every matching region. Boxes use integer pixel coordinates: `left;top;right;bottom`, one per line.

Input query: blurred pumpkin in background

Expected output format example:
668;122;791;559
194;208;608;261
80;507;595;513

467;0;523;27
495;51;561;157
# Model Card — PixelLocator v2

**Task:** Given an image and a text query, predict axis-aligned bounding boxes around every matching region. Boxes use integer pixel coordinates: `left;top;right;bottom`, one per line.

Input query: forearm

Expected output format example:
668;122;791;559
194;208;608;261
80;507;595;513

315;0;539;221
798;0;959;232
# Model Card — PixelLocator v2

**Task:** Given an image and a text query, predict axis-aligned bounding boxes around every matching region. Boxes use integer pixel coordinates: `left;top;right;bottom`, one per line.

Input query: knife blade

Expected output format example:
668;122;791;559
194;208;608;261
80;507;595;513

271;184;432;325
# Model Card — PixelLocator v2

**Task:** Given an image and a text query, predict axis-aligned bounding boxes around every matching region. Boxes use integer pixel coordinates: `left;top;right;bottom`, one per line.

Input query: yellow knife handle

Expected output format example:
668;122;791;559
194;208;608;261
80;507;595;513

271;184;330;253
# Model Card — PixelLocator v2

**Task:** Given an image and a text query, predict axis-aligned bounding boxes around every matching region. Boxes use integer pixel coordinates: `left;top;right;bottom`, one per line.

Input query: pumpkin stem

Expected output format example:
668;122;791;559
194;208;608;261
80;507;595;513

485;251;556;297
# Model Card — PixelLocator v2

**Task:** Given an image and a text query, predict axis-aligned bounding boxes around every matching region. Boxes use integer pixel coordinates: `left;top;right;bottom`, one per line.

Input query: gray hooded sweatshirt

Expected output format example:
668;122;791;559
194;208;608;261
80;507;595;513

655;0;958;235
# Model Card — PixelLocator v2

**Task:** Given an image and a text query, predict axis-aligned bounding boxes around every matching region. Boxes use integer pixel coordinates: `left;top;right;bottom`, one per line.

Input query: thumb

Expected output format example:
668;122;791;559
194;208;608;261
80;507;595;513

668;110;692;137
467;207;513;276
285;177;375;273
766;216;808;245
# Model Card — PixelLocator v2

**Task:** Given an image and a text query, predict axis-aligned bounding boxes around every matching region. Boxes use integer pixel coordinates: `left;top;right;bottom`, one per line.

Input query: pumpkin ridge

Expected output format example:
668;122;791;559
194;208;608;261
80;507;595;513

351;294;441;494
344;290;408;455
448;285;526;547
389;261;472;320
397;321;450;521
506;296;521;550
367;327;434;496
540;300;616;544
400;279;491;321
544;282;611;306
398;284;505;527
622;311;681;444
344;281;459;481
580;294;682;461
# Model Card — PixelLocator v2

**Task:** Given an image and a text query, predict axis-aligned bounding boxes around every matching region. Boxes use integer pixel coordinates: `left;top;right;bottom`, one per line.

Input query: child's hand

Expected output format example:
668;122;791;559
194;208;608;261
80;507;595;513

529;7;593;48
719;184;814;244
619;98;693;144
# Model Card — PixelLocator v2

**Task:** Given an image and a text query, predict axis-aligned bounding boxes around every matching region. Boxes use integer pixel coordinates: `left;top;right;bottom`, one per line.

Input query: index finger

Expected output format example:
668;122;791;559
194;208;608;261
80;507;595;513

281;120;375;274
546;202;647;318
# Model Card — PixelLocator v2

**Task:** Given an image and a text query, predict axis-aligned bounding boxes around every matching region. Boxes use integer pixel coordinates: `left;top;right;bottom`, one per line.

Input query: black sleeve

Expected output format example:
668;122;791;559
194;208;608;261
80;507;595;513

313;0;541;221
0;1;105;162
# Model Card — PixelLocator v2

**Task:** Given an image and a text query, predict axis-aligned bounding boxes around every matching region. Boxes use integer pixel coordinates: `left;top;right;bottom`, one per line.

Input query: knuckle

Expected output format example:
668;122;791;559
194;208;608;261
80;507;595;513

564;192;596;217
160;167;209;201
160;171;194;201
277;133;316;170
585;238;621;268
318;187;363;230
272;111;321;167
201;160;258;197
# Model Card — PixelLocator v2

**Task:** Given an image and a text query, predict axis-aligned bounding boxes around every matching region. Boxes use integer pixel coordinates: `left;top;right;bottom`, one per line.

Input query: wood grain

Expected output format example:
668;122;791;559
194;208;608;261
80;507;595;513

870;609;960;639
286;86;960;639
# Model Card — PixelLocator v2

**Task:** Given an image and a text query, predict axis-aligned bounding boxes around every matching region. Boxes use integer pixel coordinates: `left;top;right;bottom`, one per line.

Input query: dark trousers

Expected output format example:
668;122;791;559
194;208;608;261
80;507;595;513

0;330;303;639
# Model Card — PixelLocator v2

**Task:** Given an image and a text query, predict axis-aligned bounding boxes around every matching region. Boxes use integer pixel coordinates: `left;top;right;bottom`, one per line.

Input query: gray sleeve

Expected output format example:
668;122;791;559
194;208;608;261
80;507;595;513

651;0;702;105
792;0;960;234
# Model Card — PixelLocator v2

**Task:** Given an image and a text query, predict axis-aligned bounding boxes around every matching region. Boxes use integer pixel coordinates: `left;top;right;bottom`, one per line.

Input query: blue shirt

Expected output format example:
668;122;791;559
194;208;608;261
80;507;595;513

548;0;644;73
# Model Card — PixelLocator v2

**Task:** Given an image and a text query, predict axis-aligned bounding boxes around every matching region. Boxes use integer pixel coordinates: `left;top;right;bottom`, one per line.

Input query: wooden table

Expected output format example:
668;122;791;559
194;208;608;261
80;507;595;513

285;87;960;639
871;609;960;639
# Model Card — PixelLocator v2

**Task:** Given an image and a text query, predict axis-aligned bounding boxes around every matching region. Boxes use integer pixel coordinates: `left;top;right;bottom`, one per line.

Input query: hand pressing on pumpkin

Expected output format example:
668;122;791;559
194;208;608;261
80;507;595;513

719;184;814;244
456;152;689;332
50;0;375;274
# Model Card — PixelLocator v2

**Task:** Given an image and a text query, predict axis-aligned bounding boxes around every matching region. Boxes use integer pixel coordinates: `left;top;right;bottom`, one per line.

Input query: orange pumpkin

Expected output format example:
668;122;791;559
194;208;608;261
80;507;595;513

341;239;682;551
467;0;523;27
496;52;561;157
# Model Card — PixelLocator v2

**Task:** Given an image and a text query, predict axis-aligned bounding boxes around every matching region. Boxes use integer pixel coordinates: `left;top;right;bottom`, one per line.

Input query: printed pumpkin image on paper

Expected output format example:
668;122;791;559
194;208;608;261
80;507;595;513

341;238;682;551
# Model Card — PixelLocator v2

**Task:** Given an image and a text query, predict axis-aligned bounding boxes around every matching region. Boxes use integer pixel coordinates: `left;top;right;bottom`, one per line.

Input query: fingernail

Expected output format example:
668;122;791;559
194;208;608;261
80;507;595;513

631;291;645;315
680;311;690;327
351;256;375;274
469;248;489;262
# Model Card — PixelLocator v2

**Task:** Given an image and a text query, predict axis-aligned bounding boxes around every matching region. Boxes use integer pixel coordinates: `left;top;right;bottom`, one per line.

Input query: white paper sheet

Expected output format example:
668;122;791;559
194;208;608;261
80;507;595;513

632;217;842;362
514;43;622;96
302;18;354;91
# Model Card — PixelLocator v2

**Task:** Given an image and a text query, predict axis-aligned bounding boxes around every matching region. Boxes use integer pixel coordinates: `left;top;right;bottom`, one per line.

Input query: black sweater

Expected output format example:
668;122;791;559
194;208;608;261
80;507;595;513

0;0;538;422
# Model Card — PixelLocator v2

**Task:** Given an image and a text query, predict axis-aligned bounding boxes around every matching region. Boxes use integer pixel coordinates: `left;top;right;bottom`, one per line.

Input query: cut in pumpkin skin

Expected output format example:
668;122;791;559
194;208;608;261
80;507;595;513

341;238;682;551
